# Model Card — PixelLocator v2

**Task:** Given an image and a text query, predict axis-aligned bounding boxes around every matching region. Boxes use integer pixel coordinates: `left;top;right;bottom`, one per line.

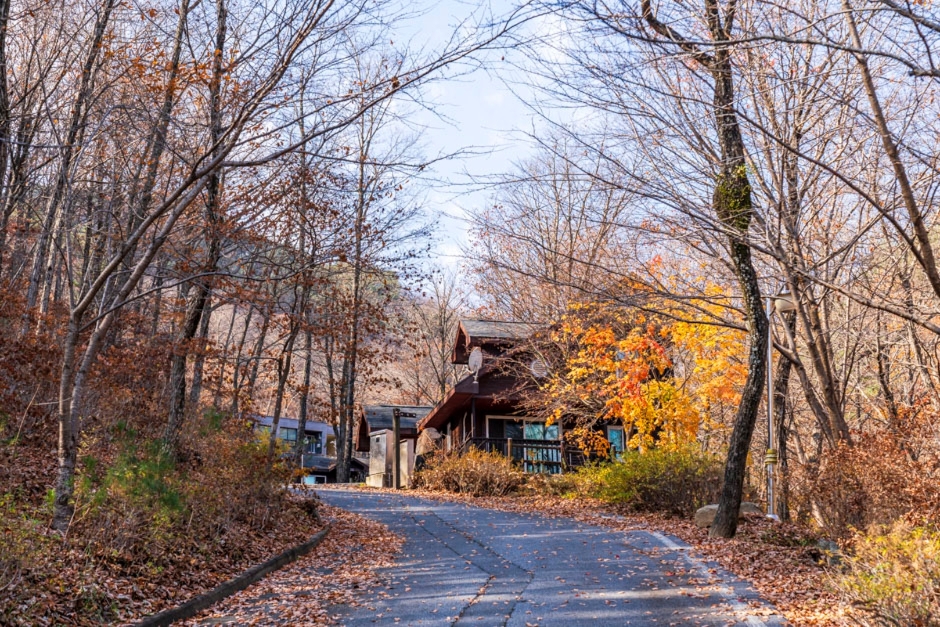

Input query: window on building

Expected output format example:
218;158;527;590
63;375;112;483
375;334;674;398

279;427;298;442
486;417;558;441
608;426;625;459
303;432;323;455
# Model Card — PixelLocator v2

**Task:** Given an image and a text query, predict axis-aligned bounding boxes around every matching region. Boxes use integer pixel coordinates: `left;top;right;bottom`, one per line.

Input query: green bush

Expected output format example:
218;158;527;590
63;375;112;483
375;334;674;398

834;523;940;626
414;448;524;497
576;447;723;516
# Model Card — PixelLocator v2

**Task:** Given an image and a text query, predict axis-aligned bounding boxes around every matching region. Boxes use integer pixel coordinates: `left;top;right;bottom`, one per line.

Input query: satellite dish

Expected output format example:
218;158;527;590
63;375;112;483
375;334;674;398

530;357;549;378
468;347;483;375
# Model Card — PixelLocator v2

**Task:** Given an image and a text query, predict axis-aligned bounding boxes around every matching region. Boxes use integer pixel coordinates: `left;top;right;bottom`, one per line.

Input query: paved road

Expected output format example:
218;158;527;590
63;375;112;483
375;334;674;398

317;488;786;627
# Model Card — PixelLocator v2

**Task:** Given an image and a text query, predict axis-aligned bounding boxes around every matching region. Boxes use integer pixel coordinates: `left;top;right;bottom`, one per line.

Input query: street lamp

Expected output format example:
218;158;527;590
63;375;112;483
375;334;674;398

765;290;795;521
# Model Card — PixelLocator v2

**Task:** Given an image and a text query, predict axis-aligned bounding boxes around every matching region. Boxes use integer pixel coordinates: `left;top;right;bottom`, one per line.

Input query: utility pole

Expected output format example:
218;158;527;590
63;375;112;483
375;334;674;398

393;408;400;489
392;408;417;489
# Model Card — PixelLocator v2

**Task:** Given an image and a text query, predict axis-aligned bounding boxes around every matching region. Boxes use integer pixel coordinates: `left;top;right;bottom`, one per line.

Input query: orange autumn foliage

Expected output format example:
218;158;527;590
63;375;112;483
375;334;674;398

530;299;746;454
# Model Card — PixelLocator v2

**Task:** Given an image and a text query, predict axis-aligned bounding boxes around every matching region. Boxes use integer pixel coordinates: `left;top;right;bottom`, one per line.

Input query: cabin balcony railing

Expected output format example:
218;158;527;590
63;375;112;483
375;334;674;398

460;437;568;474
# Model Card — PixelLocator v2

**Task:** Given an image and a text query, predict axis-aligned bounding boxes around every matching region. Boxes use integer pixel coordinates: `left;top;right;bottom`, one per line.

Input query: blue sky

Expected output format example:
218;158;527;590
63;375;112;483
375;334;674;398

390;0;538;272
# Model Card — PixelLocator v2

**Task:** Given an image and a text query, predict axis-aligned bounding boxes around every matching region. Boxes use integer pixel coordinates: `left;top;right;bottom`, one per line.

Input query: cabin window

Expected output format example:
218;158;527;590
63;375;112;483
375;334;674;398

608;426;625;459
303;432;322;455
486;416;558;441
525;422;559;441
279;427;298;442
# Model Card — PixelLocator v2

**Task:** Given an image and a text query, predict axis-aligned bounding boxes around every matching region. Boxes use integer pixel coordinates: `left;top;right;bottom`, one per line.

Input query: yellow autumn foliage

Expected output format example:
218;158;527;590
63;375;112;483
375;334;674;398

538;297;746;454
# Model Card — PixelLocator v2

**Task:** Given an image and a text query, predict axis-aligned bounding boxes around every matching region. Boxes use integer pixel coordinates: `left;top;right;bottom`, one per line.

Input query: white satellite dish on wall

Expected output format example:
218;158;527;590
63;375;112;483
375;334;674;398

530;357;549;378
468;347;483;380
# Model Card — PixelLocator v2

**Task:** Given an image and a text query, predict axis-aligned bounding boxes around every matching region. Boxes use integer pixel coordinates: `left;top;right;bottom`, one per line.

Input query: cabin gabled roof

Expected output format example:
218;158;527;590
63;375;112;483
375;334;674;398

248;414;333;434
452;319;539;364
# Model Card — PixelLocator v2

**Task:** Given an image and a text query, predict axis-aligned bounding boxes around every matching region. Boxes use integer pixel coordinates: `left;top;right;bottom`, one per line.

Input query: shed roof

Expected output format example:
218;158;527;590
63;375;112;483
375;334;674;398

249;415;332;434
362;405;433;432
452;319;540;364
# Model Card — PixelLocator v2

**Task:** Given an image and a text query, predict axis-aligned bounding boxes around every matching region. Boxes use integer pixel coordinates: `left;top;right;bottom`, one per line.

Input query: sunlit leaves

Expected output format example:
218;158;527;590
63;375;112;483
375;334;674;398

531;296;746;454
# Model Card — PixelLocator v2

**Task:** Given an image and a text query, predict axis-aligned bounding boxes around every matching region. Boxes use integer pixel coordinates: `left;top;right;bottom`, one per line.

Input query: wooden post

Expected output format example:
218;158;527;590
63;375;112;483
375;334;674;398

506;437;513;460
393;408;401;489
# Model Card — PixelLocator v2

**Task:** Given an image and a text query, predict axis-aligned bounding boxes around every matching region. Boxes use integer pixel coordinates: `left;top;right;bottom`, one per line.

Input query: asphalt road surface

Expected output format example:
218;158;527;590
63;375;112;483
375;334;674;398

317;488;787;627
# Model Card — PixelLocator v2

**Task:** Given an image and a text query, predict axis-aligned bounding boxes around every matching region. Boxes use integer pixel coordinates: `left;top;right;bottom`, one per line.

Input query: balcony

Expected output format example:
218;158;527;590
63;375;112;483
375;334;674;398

461;437;573;474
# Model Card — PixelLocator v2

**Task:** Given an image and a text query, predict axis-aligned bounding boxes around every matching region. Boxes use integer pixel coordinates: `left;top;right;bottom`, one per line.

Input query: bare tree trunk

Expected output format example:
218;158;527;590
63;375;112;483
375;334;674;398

266;325;299;468
188;299;213;408
25;0;117;323
0;112;37;282
294;322;313;466
213;302;239;408
245;310;271;403
226;305;254;411
164;282;211;450
876;314;900;429
0;0;12;277
773;311;796;522
900;274;938;406
711;239;767;538
150;266;165;336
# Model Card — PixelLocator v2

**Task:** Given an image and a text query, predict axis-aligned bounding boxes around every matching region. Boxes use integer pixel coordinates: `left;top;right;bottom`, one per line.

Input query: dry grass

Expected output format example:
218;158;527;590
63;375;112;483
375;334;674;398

413;448;525;496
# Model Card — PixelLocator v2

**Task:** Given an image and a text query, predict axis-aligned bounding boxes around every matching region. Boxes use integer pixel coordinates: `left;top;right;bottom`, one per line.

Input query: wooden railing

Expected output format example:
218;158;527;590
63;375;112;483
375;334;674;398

461;437;565;474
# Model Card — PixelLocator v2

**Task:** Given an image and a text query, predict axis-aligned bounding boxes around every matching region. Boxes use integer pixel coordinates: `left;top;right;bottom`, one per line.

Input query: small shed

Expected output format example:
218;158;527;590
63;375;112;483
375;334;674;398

355;405;432;452
356;405;432;488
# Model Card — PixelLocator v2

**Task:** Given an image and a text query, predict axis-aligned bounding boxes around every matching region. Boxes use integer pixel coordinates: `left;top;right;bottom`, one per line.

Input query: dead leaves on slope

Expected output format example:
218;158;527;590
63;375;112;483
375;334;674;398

185;505;403;627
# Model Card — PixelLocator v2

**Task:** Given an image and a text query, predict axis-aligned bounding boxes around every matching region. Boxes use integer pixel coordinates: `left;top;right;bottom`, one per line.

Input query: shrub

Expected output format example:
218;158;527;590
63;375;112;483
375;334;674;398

803;434;939;540
414;448;524;496
834;523;940;626
71;416;294;564
522;471;591;497
576;447;723;516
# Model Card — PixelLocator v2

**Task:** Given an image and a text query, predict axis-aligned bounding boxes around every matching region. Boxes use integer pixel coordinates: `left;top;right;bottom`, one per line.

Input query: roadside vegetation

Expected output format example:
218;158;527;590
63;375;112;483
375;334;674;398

413;449;524;497
0;323;322;625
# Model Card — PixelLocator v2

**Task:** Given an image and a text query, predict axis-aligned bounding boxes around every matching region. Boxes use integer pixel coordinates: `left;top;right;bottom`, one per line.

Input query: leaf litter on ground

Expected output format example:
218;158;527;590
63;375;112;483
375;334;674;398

184;504;403;627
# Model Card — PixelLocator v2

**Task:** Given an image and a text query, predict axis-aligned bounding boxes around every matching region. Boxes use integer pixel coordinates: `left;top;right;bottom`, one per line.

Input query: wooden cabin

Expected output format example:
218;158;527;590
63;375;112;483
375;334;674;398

417;319;588;473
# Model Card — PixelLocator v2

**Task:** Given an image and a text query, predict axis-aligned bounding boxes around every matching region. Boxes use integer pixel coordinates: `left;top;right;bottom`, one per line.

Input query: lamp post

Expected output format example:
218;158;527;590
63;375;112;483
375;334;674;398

765;290;795;521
